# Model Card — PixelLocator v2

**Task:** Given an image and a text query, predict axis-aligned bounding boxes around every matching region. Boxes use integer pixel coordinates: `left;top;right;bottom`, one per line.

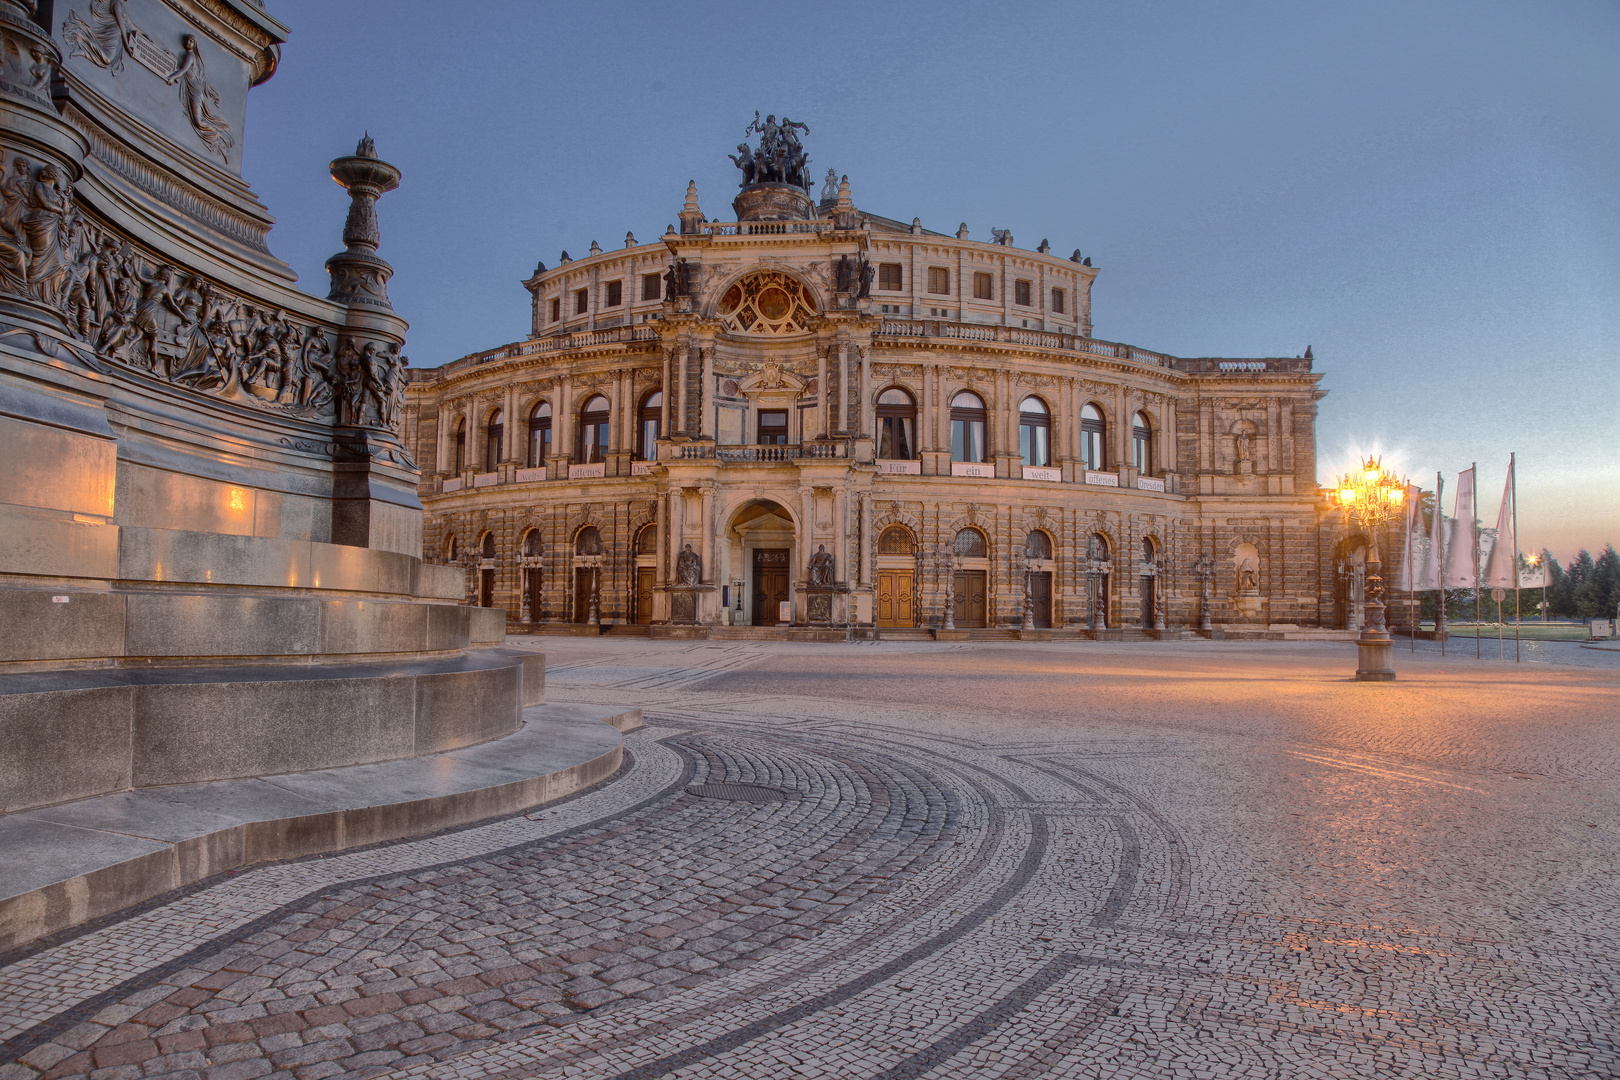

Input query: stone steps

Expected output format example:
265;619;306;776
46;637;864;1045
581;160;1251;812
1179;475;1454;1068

0;701;640;952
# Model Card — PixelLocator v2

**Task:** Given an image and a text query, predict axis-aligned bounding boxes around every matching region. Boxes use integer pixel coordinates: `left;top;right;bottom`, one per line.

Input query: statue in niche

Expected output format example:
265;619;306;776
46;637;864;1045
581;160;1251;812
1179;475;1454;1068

809;544;834;587
676;543;702;586
164;35;234;159
664;257;693;299
1234;428;1254;469
1238;559;1258;595
856;255;873;299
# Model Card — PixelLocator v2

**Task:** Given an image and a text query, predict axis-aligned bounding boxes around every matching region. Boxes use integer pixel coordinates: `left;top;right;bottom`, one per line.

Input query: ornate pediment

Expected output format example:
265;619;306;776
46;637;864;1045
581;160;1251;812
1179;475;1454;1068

737;360;808;395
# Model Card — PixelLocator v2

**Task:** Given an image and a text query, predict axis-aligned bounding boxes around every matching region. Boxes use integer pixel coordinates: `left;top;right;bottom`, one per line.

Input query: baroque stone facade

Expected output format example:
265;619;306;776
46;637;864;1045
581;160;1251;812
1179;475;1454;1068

406;125;1371;637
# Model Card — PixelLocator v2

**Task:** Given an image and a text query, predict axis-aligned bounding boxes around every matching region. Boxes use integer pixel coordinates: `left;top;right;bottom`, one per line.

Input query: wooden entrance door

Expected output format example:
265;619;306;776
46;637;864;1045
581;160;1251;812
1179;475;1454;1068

479;568;494;608
876;569;915;627
573;568;595;623
753;548;790;626
1028;571;1052;628
634;568;655;624
953;570;987;627
1140;575;1155;628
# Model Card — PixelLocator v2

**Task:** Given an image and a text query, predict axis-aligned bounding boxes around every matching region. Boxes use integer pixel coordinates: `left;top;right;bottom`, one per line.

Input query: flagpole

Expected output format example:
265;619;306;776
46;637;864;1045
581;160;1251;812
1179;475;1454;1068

1436;471;1446;657
1408;484;1417;652
1511;453;1520;663
1473;460;1480;660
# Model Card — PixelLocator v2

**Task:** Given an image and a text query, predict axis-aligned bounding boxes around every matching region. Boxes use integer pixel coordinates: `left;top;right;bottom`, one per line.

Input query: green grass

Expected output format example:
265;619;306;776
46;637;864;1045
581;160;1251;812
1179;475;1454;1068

1428;622;1592;641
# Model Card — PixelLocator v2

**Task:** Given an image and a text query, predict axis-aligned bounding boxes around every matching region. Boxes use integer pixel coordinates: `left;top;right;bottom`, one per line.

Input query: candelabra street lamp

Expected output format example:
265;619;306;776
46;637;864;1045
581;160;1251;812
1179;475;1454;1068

934;545;964;630
581;552;604;627
1330;456;1407;681
1192;554;1214;633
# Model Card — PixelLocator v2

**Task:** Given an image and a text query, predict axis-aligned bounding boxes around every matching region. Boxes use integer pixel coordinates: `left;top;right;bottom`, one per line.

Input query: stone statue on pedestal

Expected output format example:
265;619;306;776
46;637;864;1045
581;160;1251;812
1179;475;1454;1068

809;544;834;587
676;543;702;586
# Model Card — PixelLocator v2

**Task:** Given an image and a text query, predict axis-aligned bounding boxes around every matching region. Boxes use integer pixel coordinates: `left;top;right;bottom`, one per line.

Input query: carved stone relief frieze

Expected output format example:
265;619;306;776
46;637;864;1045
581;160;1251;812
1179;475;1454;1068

62;3;235;159
0;151;406;439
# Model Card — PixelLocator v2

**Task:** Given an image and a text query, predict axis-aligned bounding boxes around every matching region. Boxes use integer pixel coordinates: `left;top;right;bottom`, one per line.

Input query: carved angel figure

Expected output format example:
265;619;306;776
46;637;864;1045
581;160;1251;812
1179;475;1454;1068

164;35;234;159
62;0;138;76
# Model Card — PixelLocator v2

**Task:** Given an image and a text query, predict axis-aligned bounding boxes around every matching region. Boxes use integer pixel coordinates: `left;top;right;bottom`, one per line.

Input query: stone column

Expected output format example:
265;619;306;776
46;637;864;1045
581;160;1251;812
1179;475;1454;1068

858;345;871;437
700;486;714;586
816;345;829;438
661;346;675;436
503;385;518;463
700;347;714;439
668;487;684;582
799;486;815;581
858;491;873;587
556;376;574;465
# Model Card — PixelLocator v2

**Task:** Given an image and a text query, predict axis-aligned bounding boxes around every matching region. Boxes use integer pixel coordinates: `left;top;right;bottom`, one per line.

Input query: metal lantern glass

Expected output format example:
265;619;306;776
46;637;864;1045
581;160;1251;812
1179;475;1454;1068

1329;456;1407;681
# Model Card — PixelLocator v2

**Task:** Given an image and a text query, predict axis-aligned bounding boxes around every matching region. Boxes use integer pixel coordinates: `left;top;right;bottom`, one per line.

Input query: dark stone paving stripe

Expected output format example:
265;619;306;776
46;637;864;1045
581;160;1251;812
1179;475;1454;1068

0;748;680;1064
1092;814;1141;928
603;818;1050;1080
868;952;1082;1080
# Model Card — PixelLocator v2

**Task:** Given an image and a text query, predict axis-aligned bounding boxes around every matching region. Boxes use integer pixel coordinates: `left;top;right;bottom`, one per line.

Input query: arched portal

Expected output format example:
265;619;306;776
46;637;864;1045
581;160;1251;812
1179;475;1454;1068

727;499;797;626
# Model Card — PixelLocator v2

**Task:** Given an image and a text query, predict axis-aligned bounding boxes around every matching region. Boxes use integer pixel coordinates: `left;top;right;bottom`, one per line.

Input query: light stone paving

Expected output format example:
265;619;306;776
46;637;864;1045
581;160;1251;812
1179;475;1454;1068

3;638;1618;1079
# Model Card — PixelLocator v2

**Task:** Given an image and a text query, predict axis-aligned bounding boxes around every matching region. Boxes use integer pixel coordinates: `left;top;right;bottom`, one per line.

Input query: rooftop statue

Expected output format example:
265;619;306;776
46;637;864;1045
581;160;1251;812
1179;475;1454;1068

734;112;812;191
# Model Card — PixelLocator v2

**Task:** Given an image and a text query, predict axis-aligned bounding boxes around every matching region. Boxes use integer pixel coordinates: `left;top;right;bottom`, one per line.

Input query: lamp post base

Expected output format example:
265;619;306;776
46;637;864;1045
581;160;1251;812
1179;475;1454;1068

1355;636;1396;681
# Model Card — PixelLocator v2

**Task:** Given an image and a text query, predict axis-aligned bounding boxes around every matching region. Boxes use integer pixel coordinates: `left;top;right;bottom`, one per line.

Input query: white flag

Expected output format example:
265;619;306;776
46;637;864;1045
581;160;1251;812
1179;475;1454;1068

1397;483;1424;590
1483;459;1517;588
1421;474;1445;590
1443;468;1477;588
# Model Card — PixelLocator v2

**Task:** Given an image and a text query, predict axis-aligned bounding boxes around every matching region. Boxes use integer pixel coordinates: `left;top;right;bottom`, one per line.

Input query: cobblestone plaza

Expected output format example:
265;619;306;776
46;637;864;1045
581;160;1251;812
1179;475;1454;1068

4;639;1617;1080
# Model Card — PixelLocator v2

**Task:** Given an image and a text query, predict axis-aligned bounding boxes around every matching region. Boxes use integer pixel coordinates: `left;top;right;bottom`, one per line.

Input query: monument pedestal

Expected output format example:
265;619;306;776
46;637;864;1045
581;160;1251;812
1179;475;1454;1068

1355;634;1396;681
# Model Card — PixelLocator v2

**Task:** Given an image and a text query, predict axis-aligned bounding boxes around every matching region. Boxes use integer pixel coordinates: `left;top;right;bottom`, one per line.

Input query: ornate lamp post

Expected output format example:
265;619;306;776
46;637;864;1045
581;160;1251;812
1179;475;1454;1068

1085;548;1112;631
935;545;964;630
582;552;604;627
1192;554;1214;633
1330;456;1407;681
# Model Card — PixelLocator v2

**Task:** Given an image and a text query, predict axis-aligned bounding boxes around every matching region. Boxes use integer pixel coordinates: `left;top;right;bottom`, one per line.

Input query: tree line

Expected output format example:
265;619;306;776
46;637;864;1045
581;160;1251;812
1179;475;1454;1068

1539;545;1620;620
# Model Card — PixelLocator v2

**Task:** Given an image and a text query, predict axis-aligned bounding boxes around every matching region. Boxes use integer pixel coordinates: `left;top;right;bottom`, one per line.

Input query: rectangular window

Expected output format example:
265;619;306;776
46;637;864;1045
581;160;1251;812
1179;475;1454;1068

642;272;662;301
878;263;903;291
604;280;622;307
549;297;560;322
927;267;950;294
574;288;588;315
973;272;994;300
757;410;789;445
1051;287;1065;314
1014;279;1032;306
951;419;986;463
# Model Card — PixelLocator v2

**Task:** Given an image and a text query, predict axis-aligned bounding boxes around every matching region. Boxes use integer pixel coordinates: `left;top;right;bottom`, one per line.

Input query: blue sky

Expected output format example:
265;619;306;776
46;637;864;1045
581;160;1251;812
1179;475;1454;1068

242;0;1619;559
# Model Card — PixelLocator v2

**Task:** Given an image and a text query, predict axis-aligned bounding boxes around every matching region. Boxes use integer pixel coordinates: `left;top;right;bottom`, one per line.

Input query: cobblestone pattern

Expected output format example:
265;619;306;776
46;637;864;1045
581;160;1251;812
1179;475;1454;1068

5;638;1619;1079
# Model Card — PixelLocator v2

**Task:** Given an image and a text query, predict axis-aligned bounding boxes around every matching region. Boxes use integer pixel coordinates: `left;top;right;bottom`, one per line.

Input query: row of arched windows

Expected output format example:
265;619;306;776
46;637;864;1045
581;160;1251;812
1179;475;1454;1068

453;392;666;471
450;388;1154;474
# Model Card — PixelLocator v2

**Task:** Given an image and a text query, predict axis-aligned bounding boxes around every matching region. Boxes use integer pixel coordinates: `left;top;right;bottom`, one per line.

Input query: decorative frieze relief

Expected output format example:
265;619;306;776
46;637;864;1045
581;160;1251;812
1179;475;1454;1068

0;145;404;435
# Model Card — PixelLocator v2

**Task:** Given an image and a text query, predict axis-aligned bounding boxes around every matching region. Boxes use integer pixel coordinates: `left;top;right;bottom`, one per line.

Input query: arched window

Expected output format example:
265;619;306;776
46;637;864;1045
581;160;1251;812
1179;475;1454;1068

523;530;542;558
527;402;551;467
1132;411;1152;474
1142;536;1156;563
1080;404;1106;472
444;534;457;562
878;525;915;554
1025;530;1052;559
453;418;466;472
954;527;986;557
578;395;610;464
480;532;496;559
484;409;504;473
575;526;602;555
636;524;658;554
1019;396;1050;467
477;532;496;606
1087;532;1110;562
876;388;916;460
950;391;986;463
637;391;662;461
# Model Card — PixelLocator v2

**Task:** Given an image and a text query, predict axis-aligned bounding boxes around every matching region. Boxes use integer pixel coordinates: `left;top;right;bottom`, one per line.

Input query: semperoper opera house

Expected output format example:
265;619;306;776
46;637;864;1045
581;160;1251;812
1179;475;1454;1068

405;120;1357;638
